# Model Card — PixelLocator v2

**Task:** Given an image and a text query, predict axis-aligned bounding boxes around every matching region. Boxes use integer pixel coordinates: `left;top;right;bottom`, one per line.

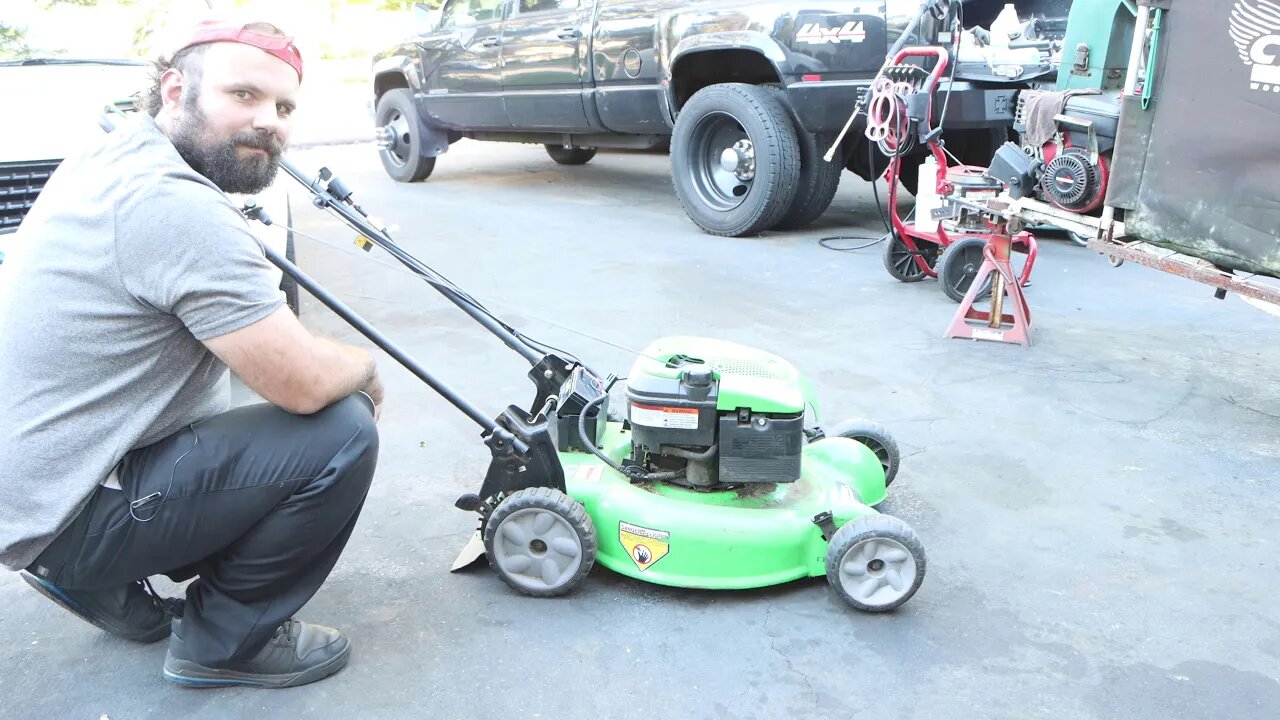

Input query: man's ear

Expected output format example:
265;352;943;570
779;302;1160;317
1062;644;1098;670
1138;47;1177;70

159;68;188;115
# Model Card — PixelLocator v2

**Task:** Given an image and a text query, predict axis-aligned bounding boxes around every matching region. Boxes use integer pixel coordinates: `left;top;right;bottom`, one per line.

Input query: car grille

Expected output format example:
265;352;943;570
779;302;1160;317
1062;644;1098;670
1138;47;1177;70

0;160;61;234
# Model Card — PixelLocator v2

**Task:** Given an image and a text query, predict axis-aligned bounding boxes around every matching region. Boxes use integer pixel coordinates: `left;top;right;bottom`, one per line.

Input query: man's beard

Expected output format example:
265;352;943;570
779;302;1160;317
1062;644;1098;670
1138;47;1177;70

170;100;282;195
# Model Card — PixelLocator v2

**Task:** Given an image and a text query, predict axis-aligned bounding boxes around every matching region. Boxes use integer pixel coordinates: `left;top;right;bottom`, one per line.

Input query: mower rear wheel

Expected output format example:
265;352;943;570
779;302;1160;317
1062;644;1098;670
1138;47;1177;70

936;236;993;303
825;514;925;612
484;487;596;597
825;419;900;488
883;232;935;283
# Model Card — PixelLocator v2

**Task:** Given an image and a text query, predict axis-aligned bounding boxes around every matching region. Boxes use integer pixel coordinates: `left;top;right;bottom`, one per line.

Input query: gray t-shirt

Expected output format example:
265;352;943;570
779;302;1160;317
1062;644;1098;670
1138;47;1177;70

0;115;283;570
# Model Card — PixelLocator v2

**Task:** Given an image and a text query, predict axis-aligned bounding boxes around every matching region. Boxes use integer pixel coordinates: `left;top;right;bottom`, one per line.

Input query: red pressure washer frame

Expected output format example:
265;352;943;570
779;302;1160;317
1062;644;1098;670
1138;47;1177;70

881;47;1037;287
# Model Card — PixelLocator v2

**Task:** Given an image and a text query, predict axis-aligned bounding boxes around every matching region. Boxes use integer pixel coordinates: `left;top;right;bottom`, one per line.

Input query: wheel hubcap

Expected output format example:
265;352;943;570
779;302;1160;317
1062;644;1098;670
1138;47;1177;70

376;110;412;167
493;507;583;591
718;140;755;181
689;113;756;211
839;536;916;607
948;244;987;294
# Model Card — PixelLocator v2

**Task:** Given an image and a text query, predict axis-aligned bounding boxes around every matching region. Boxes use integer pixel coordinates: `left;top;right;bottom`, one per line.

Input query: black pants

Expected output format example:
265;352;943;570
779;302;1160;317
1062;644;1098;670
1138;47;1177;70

29;395;379;665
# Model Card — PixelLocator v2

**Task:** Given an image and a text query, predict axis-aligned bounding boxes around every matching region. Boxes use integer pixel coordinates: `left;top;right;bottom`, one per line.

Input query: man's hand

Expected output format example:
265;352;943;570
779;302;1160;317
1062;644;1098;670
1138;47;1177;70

362;369;385;422
205;306;379;415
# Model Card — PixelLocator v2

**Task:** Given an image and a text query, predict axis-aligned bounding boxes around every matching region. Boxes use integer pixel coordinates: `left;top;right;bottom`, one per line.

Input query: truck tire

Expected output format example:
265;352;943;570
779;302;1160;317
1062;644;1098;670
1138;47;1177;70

757;87;841;231
942;127;1007;170
545;145;597;165
895;155;921;197
375;89;436;183
761;87;842;230
671;83;800;237
776;130;842;231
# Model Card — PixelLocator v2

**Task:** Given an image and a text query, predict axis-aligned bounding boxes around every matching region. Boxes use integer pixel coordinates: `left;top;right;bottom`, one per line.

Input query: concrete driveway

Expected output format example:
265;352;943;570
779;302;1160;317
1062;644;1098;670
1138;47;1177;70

2;139;1278;720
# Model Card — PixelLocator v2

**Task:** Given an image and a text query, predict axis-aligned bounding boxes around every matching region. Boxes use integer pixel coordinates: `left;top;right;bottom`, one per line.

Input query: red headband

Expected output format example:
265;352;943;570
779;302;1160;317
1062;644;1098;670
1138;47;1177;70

178;20;303;81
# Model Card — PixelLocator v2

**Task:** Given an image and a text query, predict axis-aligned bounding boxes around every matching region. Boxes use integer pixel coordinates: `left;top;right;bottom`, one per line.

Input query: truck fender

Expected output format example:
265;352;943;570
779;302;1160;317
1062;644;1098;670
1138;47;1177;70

371;57;450;158
665;32;789;117
372;55;422;93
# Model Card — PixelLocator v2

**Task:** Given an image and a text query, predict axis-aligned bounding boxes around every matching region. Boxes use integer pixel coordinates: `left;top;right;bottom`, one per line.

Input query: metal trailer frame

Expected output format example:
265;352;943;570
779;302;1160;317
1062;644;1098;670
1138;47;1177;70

1083;0;1280;307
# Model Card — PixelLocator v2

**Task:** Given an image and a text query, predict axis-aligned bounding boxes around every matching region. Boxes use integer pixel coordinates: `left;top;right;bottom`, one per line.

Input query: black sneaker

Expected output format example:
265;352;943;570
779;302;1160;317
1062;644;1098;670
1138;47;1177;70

163;619;350;689
20;572;182;643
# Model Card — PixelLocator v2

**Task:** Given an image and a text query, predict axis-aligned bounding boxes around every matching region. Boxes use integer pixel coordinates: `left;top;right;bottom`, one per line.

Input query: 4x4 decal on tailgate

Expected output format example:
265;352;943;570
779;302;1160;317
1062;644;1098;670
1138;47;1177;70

796;21;867;45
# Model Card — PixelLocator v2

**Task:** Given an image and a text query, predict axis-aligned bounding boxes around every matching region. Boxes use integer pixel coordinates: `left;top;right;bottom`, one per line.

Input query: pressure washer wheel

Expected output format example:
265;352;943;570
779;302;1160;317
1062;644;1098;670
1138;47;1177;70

882;231;936;283
825;515;926;612
936;235;993;303
484;487;597;597
823;419;901;488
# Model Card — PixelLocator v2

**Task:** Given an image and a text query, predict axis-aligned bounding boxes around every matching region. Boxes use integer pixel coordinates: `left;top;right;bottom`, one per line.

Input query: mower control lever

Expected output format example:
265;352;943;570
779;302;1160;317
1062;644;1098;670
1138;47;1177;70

478;405;567;501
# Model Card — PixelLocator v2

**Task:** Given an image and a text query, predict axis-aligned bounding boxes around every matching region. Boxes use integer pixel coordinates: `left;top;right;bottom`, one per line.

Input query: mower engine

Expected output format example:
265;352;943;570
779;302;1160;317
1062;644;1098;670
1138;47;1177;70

1013;90;1122;214
623;338;806;489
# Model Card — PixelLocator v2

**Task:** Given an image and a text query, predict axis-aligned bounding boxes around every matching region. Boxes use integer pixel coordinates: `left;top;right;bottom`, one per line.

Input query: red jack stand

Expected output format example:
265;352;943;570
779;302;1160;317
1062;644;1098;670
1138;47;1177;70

944;225;1034;346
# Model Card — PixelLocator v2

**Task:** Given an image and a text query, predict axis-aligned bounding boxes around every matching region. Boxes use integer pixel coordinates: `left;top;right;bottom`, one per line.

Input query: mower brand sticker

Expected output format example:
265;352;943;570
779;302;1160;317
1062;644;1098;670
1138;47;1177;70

630;403;699;430
619;521;669;571
796;21;867;45
1230;1;1280;92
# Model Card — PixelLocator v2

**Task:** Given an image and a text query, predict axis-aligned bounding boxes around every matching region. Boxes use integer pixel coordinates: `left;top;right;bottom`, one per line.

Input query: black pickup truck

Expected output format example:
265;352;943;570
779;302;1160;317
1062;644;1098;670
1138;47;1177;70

371;0;1063;236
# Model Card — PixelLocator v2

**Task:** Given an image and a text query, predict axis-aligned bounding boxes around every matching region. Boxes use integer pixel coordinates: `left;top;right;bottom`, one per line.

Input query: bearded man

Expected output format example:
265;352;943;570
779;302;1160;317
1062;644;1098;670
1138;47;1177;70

0;20;383;689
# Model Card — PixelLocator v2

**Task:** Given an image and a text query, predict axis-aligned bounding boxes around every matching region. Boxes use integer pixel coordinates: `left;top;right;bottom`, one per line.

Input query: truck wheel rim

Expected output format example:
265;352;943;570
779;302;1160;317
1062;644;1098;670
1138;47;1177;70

492;507;583;591
838;536;916;607
689;112;754;212
378;109;413;168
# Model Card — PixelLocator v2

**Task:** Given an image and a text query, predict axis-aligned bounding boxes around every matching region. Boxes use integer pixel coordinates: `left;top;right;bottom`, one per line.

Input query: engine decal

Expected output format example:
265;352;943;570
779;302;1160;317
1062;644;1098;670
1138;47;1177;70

619;521;670;571
630;402;699;429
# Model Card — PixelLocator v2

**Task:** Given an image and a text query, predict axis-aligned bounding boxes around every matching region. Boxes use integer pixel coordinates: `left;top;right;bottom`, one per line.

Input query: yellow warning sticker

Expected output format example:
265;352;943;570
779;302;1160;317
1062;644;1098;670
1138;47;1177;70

619;521;670;571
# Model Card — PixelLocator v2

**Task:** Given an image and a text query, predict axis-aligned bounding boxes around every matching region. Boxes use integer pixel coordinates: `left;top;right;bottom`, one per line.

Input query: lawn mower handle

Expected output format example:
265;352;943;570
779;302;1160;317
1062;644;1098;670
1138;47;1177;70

259;240;530;456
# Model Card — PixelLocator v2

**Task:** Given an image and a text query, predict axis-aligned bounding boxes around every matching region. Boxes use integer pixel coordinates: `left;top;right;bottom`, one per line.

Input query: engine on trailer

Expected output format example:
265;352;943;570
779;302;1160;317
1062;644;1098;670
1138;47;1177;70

622;338;807;490
1010;90;1122;214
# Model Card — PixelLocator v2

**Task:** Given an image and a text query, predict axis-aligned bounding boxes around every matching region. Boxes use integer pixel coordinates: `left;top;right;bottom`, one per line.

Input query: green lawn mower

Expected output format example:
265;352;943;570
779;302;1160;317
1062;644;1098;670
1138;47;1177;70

254;161;927;613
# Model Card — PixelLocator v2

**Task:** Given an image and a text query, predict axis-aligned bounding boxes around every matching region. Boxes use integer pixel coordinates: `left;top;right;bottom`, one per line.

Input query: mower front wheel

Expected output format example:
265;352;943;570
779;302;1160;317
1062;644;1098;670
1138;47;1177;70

484;487;597;598
825;514;925;613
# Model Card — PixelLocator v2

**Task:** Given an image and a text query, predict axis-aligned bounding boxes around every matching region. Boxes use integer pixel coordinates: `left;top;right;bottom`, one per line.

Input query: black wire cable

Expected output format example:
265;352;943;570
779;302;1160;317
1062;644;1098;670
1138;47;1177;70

577;394;684;482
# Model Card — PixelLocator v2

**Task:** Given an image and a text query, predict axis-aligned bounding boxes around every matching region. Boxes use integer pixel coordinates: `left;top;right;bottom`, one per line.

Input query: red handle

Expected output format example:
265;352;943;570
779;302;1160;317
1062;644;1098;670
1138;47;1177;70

889;46;951;94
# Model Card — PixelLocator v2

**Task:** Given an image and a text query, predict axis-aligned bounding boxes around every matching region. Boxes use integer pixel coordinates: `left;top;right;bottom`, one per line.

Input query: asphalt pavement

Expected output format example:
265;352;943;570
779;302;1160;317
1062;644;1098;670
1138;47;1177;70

2;136;1278;720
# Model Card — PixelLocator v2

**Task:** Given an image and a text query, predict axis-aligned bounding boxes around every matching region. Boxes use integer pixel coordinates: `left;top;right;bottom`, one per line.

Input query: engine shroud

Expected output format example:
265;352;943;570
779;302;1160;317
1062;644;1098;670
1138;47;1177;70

624;337;808;487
